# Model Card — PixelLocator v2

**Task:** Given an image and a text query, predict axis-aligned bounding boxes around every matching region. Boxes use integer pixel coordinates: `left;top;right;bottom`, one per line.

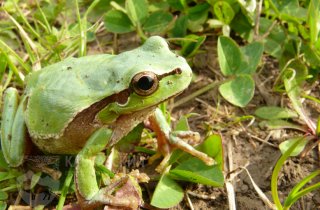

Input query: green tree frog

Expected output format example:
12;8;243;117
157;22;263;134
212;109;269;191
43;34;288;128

1;36;214;209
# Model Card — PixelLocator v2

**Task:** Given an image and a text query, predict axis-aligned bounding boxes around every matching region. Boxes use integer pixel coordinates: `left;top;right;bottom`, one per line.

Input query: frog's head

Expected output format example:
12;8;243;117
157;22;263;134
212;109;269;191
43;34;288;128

97;36;192;123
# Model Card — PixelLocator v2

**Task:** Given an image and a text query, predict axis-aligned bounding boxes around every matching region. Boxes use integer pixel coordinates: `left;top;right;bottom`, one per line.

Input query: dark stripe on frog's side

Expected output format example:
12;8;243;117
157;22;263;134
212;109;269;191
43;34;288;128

32;88;132;154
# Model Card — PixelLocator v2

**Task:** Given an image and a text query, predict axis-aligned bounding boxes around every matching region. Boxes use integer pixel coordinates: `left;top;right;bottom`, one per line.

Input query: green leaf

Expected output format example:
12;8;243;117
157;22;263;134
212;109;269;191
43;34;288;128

259;119;307;132
306;0;320;48
0;191;8;201
284;170;320;208
213;1;235;24
239;42;264;74
31;172;42;189
270;0;307;22
151;174;184;208
126;0;149;26
0;151;9;170
169;158;224;187
255;106;298;120
149;1;170;12
168;132;218;165
218;36;242;76
230;12;254;41
286;58;308;85
279;137;309;156
170;15;188;37
167;0;185;10
271;135;305;208
143;12;173;33
0;171;22;182
175;116;189;131
87;0;113;21
238;0;256;13
207;19;224;28
104;10;135;33
198;134;223;169
0;53;7;82
301;44;320;67
219;75;254;107
0;201;7;210
187;3;210;32
283;69;315;131
180;34;206;58
259;18;286;58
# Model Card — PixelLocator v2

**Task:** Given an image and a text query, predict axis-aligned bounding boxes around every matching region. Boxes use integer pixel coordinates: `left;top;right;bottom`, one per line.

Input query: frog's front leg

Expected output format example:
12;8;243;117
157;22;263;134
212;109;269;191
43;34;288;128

1;87;27;167
148;108;215;172
75;128;144;210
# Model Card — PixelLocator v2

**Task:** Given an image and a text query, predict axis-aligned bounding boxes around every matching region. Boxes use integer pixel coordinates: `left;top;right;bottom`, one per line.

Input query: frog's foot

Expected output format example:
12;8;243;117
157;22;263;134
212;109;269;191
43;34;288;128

148;109;215;172
153;131;215;172
77;171;147;210
169;130;215;165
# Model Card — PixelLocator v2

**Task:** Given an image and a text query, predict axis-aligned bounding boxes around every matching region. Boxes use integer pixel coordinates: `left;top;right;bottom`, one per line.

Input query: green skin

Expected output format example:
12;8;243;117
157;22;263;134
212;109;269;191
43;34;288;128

1;36;213;209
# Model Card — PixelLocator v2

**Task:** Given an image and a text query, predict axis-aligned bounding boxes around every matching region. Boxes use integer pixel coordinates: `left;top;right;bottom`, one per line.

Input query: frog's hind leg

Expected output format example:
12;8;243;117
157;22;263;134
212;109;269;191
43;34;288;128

75;128;142;210
1;87;27;167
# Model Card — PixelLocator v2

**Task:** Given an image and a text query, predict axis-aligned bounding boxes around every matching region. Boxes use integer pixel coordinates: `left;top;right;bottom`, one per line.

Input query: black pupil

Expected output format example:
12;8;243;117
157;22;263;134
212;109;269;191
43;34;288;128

137;76;154;91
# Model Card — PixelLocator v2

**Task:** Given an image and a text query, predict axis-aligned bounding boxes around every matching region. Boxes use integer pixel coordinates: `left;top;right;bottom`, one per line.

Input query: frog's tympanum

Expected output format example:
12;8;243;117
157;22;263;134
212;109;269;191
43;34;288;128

1;36;214;209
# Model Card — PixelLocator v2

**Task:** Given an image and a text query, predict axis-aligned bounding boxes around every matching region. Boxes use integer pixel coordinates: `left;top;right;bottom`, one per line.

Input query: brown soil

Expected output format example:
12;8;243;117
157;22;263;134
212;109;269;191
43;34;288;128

166;35;320;210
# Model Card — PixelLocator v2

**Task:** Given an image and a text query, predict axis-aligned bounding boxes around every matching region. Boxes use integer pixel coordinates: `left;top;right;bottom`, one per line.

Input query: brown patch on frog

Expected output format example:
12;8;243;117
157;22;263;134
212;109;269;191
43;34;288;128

32;88;132;154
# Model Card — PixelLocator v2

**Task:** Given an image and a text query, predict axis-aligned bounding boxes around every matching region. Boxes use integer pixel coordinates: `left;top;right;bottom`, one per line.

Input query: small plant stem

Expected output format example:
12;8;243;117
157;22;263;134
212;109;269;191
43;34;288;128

56;168;74;210
302;94;320;104
254;0;263;39
2;51;24;84
35;0;52;34
75;0;86;57
173;80;223;108
271;138;303;210
284;181;320;209
137;24;147;41
75;0;101;57
84;0;101;18
284;170;320;208
12;1;40;39
1;185;19;192
0;39;31;74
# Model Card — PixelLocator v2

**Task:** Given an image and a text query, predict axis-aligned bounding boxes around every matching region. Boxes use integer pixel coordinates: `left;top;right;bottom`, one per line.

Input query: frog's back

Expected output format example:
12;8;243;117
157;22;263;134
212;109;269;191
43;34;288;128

25;54;120;139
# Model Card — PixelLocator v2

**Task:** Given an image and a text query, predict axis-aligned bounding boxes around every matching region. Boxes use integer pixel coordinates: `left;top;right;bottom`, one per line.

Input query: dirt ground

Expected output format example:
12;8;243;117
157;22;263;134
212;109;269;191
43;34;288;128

167;35;320;210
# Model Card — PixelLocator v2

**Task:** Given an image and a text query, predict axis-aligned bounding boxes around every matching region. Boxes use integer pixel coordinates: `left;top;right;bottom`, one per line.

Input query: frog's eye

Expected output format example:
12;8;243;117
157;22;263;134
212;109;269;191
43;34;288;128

132;72;159;96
